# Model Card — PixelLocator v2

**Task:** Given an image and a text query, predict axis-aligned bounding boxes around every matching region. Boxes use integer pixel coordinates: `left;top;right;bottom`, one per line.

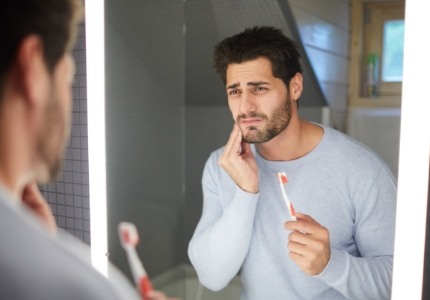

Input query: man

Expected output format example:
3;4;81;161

188;26;396;299
0;1;175;299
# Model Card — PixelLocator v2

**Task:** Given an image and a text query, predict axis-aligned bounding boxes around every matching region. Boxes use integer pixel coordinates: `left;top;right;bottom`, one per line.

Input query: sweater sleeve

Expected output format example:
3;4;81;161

188;153;259;291
316;164;396;300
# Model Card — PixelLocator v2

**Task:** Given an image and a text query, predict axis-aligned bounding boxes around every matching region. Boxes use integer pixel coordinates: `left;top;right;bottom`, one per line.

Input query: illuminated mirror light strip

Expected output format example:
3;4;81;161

85;0;108;277
392;0;430;299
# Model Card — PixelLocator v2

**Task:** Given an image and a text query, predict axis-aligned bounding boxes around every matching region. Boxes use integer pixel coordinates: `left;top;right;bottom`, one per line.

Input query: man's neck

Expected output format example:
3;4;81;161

0;103;33;199
255;119;324;161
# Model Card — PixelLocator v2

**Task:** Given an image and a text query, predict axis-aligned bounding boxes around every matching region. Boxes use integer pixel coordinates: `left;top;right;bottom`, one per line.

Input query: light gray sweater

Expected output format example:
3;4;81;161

188;125;397;300
0;185;139;300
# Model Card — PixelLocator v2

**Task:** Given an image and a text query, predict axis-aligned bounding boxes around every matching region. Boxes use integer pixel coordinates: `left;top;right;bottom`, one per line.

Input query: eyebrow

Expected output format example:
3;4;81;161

226;81;271;89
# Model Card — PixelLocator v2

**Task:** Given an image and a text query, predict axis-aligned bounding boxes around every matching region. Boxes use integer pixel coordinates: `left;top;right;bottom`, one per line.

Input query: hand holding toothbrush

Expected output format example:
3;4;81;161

277;172;330;275
284;213;331;276
118;223;181;300
118;222;154;300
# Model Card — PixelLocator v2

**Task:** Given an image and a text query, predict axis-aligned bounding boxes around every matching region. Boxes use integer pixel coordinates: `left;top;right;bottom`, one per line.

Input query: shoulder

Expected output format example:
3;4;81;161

0;193;134;299
323;126;396;186
323;126;386;165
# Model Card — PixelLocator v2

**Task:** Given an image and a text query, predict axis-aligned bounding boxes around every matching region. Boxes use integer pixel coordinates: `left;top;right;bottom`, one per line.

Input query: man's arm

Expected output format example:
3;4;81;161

189;124;261;290
188;154;259;291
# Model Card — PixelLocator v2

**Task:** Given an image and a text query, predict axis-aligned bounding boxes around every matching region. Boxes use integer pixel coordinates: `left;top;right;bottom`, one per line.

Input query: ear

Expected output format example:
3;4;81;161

15;35;49;107
289;72;303;102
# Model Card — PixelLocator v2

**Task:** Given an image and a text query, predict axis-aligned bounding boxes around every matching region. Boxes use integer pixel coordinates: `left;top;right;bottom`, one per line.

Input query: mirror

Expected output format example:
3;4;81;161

104;0;186;289
104;1;335;298
43;0;429;299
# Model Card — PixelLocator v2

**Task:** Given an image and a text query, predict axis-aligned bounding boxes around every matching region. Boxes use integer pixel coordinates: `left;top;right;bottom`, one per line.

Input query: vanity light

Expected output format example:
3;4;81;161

85;0;108;277
392;0;430;298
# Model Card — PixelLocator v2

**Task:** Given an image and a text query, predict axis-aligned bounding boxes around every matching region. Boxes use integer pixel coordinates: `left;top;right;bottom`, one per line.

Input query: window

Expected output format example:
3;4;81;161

381;19;404;82
363;1;405;97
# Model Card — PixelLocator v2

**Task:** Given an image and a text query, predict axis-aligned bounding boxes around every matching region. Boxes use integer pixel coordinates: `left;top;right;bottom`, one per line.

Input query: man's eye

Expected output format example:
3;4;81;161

229;89;240;96
254;86;267;93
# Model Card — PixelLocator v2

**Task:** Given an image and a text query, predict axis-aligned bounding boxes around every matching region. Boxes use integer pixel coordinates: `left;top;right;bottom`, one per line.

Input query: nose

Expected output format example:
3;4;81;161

239;91;256;115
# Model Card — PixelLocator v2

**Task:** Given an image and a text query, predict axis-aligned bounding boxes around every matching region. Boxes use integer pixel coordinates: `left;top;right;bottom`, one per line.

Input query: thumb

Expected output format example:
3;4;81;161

295;212;310;220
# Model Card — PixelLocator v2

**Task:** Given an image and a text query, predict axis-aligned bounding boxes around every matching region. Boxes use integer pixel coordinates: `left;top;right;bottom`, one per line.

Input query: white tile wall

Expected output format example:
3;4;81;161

40;22;90;244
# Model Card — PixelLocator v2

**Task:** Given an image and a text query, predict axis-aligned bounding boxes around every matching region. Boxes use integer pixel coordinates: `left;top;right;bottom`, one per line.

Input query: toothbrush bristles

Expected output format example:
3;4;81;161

278;172;288;184
123;230;130;244
277;172;297;221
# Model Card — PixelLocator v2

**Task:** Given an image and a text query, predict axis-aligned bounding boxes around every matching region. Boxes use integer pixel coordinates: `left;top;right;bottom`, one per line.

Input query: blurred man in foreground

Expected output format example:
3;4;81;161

0;1;175;299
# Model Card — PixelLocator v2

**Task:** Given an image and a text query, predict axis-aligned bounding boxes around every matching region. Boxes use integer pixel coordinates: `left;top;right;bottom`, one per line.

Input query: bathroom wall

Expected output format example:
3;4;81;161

104;0;186;281
289;0;351;131
347;107;401;176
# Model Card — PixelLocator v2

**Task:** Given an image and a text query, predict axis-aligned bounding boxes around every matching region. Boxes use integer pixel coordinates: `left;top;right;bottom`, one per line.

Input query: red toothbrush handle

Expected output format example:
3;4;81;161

140;276;153;300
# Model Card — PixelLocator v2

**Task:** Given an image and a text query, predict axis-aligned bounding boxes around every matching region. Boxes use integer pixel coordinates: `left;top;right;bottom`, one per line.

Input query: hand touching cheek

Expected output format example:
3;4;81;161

218;123;259;193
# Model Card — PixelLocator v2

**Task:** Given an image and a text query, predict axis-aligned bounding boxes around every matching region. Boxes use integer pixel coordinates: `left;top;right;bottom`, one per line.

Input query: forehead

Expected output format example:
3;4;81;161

226;57;274;86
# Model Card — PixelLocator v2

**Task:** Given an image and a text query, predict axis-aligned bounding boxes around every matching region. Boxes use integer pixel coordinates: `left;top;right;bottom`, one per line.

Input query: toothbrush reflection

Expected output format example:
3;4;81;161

119;222;180;300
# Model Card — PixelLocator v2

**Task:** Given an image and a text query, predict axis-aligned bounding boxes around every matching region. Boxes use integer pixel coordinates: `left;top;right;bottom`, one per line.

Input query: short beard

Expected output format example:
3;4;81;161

239;96;292;143
36;90;67;182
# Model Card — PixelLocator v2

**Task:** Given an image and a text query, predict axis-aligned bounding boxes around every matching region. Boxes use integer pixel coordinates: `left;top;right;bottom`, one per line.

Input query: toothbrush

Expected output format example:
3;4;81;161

118;222;153;300
277;172;297;221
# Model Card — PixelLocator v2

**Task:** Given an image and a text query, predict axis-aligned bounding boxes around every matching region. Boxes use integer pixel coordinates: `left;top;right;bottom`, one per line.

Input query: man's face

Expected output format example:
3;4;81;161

226;57;292;143
37;54;75;182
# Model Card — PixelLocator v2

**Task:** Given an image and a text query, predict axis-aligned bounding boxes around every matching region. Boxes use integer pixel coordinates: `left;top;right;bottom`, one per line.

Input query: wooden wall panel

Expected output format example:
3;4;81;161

289;0;351;130
289;0;350;30
292;6;349;57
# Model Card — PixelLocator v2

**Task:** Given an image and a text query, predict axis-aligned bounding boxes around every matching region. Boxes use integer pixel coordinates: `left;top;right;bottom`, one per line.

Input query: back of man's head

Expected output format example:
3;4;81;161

0;0;82;98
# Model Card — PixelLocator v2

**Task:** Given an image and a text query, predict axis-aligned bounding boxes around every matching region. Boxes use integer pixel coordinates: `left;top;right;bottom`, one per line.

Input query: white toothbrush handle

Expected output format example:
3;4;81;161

125;246;146;284
279;183;297;221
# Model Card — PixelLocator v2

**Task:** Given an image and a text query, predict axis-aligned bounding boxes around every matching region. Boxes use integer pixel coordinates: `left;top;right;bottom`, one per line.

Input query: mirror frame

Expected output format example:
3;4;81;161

391;0;430;298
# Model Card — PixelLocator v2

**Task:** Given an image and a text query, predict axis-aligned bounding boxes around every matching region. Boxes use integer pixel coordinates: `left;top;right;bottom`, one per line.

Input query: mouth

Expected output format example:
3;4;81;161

240;118;261;127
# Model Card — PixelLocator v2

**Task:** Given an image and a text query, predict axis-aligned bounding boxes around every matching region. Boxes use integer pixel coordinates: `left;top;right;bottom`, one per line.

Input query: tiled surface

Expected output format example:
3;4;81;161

40;23;90;245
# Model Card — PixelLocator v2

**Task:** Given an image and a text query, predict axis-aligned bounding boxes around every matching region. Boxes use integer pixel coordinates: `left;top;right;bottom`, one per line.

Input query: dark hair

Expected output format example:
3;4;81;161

213;26;302;87
0;0;82;93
